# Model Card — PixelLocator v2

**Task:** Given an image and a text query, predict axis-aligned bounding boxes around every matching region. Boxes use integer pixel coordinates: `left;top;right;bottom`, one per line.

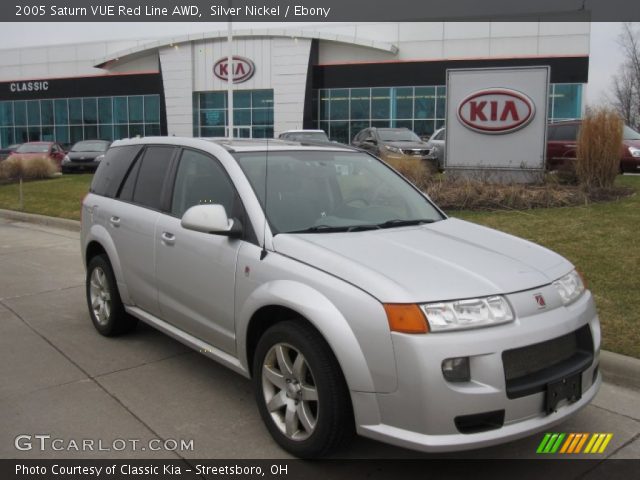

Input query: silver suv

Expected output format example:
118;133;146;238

81;137;601;457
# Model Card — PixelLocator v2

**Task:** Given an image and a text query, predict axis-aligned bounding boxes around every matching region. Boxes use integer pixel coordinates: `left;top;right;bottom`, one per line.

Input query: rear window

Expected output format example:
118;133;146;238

131;146;175;210
90;145;142;198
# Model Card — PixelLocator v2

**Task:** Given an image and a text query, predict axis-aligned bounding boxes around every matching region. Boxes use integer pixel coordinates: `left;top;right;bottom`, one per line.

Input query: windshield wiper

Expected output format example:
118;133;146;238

287;225;351;234
377;219;437;228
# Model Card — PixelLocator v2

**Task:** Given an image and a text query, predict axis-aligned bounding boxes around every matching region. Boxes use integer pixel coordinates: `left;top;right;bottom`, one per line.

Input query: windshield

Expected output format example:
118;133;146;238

71;141;109;152
623;126;640;140
16;143;49;153
234;151;443;234
378;129;421;142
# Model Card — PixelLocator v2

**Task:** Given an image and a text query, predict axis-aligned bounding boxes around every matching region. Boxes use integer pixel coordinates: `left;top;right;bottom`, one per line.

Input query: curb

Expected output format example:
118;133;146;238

599;350;640;391
0;208;80;232
0;208;639;390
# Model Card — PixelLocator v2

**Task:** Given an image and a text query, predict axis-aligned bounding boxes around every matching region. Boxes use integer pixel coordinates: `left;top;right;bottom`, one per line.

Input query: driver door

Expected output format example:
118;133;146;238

155;149;244;354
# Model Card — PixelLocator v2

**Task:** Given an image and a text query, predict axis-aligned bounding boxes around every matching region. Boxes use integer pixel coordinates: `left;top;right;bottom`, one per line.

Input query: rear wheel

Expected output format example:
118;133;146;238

86;254;137;336
253;321;353;458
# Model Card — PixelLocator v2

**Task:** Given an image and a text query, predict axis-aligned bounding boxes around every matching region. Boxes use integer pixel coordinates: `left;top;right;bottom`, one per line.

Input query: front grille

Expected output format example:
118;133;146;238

502;325;594;399
401;148;430;156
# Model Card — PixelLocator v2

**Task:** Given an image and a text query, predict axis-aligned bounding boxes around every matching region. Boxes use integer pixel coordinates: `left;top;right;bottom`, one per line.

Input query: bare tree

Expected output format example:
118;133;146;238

610;23;640;130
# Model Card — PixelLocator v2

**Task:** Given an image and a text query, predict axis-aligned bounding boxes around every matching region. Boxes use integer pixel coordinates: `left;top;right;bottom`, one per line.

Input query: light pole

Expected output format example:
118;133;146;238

227;6;233;139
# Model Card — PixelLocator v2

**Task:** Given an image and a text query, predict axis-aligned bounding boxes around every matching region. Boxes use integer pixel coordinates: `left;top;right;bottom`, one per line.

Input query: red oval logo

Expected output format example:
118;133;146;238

213;56;255;84
457;89;535;134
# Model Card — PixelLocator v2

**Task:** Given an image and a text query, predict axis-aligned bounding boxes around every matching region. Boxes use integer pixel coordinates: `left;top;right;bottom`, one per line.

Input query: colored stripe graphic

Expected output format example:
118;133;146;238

538;433;613;454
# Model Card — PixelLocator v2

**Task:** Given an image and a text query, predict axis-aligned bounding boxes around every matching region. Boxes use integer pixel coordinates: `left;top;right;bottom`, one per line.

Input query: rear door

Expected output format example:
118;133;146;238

155;148;248;353
110;145;177;316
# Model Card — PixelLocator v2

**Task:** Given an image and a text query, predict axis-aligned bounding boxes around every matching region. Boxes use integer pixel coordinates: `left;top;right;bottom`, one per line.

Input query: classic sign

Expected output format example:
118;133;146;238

457;88;535;134
213;56;255;83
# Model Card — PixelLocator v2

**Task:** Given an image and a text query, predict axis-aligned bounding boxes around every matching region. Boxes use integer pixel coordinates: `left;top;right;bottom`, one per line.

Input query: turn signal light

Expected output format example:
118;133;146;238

384;304;429;334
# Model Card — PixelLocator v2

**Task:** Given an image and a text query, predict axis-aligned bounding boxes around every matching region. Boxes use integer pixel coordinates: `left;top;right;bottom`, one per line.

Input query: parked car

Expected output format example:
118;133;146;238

425;127;446;170
352;127;435;167
62;140;111;173
547;120;640;173
0;143;22;161
278;129;331;143
82;137;600;458
9;142;66;169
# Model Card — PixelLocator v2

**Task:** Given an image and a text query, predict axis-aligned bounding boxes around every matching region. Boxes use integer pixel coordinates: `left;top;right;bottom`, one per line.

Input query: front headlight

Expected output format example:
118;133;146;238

553;270;585;305
628;146;640;158
95;154;105;162
384;145;402;154
62;155;70;164
420;295;514;332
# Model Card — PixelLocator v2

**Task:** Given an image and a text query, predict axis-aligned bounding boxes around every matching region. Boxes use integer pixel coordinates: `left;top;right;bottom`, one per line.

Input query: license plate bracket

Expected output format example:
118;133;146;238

545;372;582;414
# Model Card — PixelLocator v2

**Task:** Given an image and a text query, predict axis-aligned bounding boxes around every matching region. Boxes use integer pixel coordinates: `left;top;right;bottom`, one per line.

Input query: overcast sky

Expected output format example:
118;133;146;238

0;22;628;104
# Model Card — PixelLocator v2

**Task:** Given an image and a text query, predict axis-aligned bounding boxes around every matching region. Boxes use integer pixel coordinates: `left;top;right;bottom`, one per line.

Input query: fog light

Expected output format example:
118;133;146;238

442;357;470;382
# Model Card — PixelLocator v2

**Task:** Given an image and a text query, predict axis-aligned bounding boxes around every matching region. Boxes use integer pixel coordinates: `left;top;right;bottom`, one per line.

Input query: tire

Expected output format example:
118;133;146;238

253;320;353;458
86;254;137;336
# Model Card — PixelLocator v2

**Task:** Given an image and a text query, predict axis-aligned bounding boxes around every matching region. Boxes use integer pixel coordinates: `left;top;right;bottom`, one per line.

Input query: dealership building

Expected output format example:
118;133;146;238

0;22;590;148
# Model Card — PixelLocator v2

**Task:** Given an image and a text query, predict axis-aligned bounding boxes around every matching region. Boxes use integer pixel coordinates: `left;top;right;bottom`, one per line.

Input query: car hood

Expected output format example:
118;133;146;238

272;218;572;303
385;141;430;149
68;151;102;160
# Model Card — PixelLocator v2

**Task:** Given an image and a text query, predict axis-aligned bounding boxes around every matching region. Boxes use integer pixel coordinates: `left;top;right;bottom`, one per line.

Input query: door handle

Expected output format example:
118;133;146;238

109;216;120;227
161;232;176;245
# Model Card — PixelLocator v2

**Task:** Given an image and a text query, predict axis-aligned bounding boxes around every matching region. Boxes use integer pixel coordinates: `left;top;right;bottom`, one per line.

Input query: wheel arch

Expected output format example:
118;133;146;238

84;225;131;304
237;280;376;393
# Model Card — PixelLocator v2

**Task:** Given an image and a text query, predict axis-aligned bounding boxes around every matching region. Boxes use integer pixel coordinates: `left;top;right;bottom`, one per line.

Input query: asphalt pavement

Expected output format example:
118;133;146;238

0;217;638;461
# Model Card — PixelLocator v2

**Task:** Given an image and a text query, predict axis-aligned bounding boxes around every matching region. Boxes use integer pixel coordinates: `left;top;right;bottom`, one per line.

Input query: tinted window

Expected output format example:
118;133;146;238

171;150;236;218
132;146;175;210
90;145;142;197
549;124;579;141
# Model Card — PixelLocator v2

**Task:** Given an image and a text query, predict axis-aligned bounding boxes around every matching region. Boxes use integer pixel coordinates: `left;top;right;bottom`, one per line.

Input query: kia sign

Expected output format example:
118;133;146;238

213;56;255;84
445;66;550;183
457;89;535;134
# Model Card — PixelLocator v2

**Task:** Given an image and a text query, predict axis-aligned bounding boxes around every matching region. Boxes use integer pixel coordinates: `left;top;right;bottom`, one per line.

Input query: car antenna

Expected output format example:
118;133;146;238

260;137;269;260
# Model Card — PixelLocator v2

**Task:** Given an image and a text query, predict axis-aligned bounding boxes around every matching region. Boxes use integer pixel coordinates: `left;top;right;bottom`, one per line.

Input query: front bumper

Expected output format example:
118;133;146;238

62;161;100;172
353;287;601;452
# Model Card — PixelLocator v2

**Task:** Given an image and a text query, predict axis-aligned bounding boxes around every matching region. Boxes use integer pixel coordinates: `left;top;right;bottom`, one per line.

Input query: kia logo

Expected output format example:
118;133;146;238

457;88;535;134
213;56;255;83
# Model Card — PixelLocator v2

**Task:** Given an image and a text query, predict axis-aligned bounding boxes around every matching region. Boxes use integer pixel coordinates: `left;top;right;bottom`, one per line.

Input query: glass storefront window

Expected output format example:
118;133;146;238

27;101;41;126
551;84;582;120
0;102;13;126
41;100;53;125
350;88;370;120
113;97;128;124
193;89;274;139
329;89;349;120
128;96;143;123
83;98;97;124
69;99;82;124
371;88;390;120
55;99;68;125
414;87;435;120
14;101;27;126
393;88;413;119
98;97;113;124
144;95;160;123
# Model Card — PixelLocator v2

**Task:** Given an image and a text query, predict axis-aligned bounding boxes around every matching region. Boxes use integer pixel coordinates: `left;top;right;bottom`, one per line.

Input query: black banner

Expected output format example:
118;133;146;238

3;459;639;480
2;0;640;22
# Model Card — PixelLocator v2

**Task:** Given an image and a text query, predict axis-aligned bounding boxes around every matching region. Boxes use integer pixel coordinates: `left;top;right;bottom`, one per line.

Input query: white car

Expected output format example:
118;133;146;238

81;137;601;457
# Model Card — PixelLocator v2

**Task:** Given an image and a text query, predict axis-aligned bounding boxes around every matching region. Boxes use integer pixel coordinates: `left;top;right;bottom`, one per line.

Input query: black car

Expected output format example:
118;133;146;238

61;140;111;173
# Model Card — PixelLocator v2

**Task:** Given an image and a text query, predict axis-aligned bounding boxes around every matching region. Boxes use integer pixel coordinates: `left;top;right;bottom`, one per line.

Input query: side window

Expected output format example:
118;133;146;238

434;130;445;141
171;149;237;219
131;146;175;210
553;124;579;141
90;145;142;198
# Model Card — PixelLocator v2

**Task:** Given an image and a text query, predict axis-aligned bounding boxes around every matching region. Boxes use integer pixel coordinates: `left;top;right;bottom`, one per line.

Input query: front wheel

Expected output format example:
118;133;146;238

253;321;353;458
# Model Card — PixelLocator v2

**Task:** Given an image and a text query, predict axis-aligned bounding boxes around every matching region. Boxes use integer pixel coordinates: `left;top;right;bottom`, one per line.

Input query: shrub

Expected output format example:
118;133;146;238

383;154;432;190
0;155;58;180
576;107;623;189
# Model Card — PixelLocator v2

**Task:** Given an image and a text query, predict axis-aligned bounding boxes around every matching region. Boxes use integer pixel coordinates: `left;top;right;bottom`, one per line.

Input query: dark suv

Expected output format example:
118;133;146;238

547;120;640;173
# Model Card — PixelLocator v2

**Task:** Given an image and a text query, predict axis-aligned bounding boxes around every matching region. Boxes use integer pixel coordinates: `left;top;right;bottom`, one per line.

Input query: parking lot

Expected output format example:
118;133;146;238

1;217;639;461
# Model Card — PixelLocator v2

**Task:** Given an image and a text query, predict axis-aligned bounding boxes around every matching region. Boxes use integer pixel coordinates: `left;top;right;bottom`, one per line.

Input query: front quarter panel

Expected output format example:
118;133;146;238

235;242;397;393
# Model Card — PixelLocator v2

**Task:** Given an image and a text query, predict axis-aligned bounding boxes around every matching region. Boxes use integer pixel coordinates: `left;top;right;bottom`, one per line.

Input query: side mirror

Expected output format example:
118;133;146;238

364;138;376;144
181;204;242;238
